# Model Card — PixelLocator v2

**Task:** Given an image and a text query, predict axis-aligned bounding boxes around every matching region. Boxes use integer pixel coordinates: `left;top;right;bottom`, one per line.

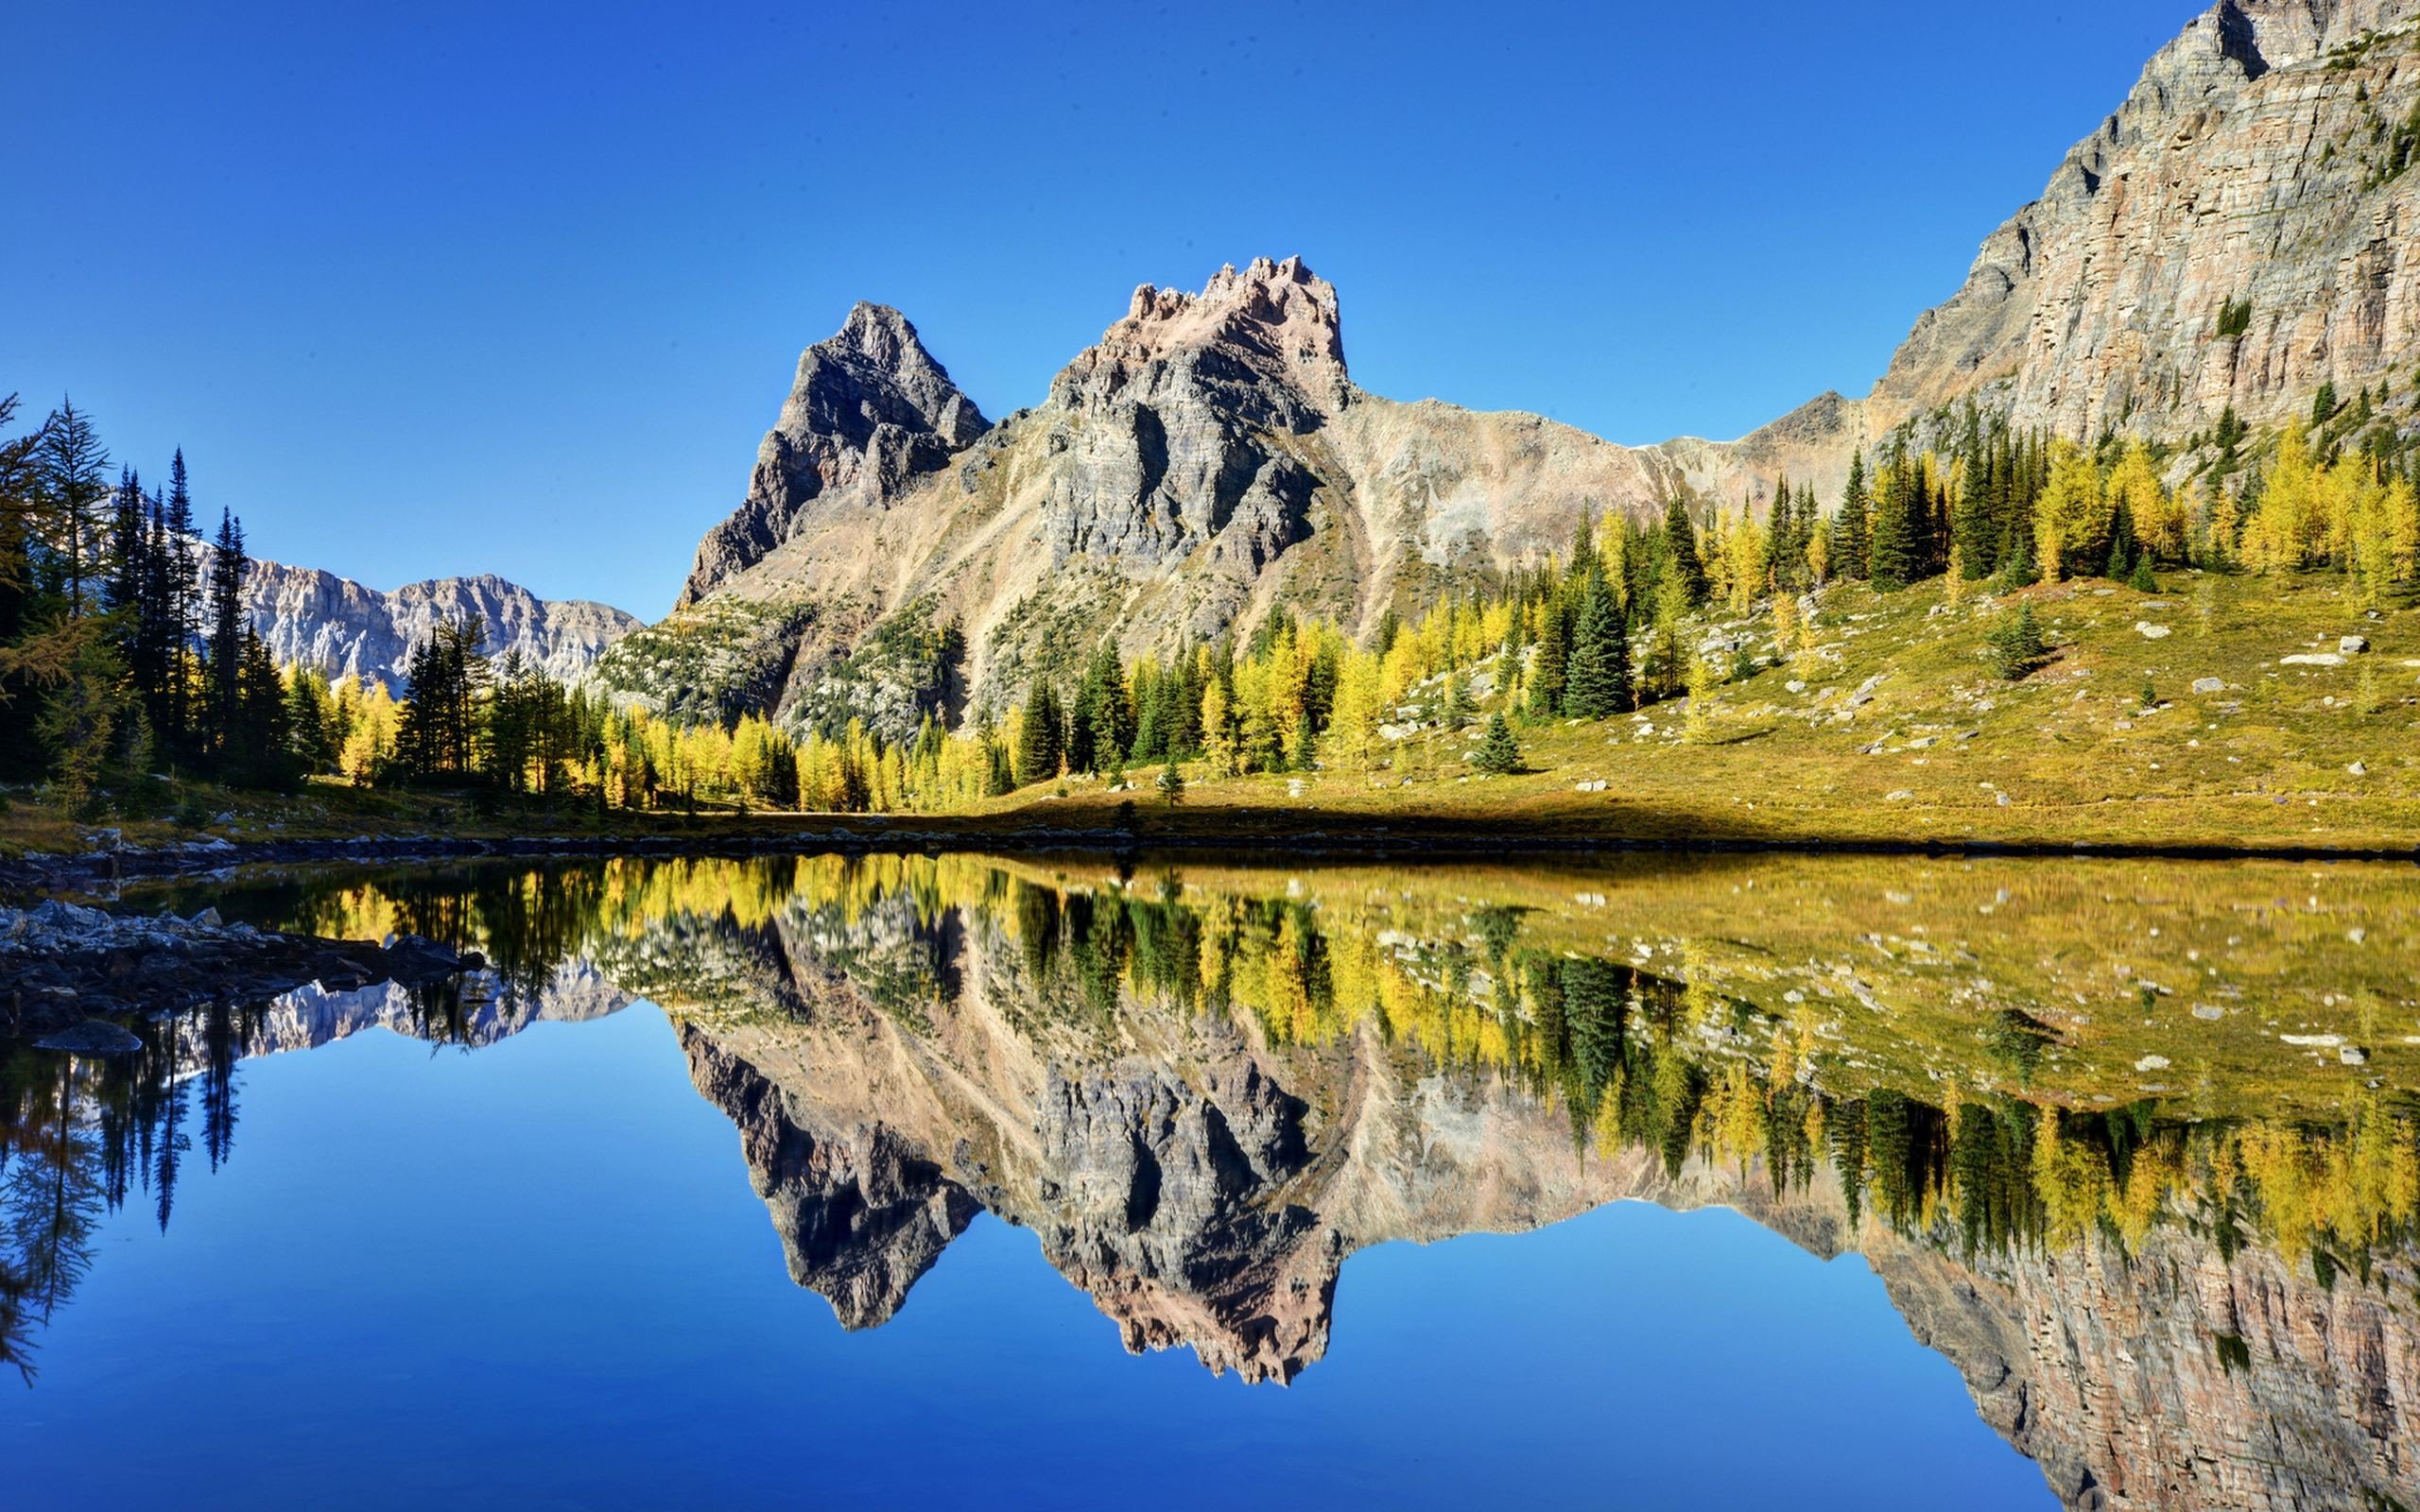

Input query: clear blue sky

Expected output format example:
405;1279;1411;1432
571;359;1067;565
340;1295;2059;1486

8;0;2198;619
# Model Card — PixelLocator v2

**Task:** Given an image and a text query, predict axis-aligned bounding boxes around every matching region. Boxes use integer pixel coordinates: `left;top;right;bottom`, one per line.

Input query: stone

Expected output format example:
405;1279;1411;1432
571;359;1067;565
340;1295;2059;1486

2348;761;2367;777
34;1020;145;1056
2339;635;2370;655
2134;621;2170;639
1884;789;1915;802
2282;653;2345;667
2190;677;2224;695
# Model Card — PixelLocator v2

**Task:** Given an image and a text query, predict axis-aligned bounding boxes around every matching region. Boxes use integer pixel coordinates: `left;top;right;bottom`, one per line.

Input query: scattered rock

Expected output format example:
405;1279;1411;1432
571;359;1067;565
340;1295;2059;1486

2134;622;2170;639
1884;789;1914;802
2338;635;2369;655
2281;653;2344;667
2190;677;2224;695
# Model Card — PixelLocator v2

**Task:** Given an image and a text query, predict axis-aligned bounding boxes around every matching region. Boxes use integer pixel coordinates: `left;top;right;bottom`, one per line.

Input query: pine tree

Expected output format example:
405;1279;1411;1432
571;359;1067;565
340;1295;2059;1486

1014;679;1063;786
1472;713;1521;775
163;449;199;755
36;398;111;617
1868;452;1915;591
1662;492;1707;606
1837;450;1871;581
1987;602;2048;681
1562;570;1631;718
1527;606;1568;717
204;507;247;764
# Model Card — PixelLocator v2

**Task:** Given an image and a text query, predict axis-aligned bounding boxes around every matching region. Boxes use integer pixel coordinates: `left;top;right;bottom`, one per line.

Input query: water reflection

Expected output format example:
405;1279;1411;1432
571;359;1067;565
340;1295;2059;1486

8;850;2418;1508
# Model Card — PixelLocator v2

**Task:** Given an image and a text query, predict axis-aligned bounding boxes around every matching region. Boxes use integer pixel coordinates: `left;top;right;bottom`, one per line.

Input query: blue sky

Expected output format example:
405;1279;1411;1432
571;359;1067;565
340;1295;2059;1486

8;0;2197;618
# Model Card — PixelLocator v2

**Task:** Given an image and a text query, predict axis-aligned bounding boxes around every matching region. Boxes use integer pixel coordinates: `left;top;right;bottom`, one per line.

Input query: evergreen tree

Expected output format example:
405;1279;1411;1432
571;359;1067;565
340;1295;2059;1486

1014;679;1063;786
1986;602;2048;681
1472;713;1521;774
35;398;111;617
1562;570;1631;718
204;507;248;764
1661;492;1707;606
1527;605;1567;717
1868;451;1915;591
1837;450;1871;580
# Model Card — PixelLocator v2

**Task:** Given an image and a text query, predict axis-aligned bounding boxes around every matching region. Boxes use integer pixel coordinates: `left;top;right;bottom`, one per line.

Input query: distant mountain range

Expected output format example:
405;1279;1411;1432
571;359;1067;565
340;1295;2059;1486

226;545;639;693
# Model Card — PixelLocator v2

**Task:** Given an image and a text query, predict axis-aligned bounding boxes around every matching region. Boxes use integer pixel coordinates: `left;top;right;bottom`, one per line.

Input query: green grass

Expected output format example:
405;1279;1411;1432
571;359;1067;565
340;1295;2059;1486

974;569;2420;852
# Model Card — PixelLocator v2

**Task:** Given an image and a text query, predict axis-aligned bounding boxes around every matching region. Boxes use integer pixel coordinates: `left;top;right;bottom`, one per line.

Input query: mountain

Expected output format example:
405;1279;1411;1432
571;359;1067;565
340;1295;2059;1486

614;0;2420;737
1762;0;2420;466
226;548;640;692
601;257;1702;734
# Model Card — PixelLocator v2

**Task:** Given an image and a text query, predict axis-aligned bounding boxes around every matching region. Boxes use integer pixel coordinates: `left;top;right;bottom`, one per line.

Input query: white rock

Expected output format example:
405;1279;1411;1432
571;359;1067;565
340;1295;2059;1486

2190;677;2223;694
2134;1055;2170;1071
2134;621;2170;639
2281;653;2344;667
2339;635;2370;654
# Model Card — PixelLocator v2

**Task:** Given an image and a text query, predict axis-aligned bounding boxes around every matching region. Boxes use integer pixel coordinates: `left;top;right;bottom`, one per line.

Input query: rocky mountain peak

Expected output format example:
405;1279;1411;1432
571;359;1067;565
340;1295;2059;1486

1050;253;1350;425
678;301;991;606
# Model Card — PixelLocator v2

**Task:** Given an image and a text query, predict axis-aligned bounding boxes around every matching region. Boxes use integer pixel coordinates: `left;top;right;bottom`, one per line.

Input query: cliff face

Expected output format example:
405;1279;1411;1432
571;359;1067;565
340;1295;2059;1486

1842;0;2420;447
225;546;639;691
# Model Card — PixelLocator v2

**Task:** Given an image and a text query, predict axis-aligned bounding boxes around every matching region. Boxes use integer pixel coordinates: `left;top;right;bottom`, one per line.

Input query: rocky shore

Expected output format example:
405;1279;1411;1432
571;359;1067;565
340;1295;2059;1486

0;898;485;1045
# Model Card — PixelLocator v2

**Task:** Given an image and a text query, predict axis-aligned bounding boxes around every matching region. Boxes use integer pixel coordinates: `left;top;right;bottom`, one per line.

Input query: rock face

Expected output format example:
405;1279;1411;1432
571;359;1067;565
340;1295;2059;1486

621;256;1699;732
1807;0;2420;454
228;546;640;691
678;302;990;608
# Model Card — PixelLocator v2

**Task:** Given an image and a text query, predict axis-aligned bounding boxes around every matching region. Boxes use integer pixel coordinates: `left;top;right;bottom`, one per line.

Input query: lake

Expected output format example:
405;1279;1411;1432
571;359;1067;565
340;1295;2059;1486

3;850;2414;1509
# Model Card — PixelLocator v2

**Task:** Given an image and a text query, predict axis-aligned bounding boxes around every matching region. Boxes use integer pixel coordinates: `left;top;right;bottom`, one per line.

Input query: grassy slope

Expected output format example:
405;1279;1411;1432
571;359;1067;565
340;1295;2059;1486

977;569;2420;851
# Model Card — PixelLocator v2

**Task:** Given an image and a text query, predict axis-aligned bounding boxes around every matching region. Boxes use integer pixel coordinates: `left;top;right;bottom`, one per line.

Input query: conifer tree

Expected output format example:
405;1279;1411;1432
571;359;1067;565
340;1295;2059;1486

1014;679;1063;786
1472;712;1521;775
36;399;110;617
1562;570;1631;718
1527;606;1567;717
1661;492;1707;606
204;507;247;761
1837;451;1871;580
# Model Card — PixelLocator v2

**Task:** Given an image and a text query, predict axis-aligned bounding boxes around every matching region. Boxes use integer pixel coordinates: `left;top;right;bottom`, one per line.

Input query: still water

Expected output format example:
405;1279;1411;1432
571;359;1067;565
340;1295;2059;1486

3;850;2415;1509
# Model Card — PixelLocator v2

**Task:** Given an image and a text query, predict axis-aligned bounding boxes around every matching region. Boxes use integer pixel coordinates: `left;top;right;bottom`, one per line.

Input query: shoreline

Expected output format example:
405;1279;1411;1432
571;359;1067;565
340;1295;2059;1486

6;816;2414;900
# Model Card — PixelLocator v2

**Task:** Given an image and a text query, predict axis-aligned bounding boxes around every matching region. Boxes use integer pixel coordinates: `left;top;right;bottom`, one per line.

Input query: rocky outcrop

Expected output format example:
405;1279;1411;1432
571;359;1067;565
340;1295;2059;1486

227;547;639;691
677;302;990;608
1841;0;2420;446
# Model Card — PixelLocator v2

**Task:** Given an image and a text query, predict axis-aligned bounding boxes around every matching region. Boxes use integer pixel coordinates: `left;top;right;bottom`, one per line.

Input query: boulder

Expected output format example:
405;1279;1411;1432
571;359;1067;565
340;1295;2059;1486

35;1020;145;1056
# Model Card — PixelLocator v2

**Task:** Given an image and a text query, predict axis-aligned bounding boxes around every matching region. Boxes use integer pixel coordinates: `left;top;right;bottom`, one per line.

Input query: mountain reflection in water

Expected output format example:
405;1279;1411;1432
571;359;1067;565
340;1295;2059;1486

4;850;2415;1510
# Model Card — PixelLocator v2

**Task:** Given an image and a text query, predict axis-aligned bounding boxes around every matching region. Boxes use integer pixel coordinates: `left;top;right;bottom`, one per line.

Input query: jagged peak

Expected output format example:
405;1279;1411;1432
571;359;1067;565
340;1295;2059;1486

827;300;932;372
1052;254;1350;419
